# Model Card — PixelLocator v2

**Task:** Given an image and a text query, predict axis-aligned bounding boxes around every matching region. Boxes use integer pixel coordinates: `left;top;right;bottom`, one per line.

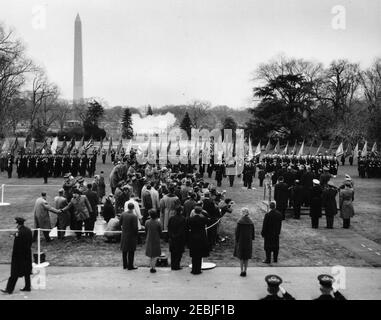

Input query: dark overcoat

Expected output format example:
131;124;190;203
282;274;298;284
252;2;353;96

234;215;255;260
145;218;162;258
261;209;282;250
168;214;187;254
310;185;323;218
11;226;33;278
322;186;338;217
120;211;138;252
187;214;209;258
274;182;289;210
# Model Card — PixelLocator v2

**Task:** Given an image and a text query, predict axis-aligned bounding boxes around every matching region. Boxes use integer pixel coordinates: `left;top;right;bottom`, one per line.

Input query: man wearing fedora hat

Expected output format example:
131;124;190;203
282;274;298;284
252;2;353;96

314;274;346;300
1;217;33;294
260;275;295;300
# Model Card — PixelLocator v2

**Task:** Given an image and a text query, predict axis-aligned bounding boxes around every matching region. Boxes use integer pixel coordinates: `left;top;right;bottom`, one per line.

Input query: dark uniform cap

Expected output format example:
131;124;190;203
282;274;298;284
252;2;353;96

265;275;282;287
77;177;84;183
15;217;25;224
318;274;334;288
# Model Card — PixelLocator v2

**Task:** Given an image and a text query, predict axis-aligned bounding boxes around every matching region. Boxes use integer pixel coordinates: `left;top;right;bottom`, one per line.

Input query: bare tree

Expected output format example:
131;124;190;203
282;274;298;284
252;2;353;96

54;99;72;131
319;60;361;116
359;58;381;114
0;24;33;137
187;99;211;128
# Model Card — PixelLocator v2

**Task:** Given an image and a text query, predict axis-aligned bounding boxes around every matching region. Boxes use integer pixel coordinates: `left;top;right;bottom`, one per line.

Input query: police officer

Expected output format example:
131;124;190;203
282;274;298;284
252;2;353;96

1;217;33;295
260;275;295;300
314;274;346;300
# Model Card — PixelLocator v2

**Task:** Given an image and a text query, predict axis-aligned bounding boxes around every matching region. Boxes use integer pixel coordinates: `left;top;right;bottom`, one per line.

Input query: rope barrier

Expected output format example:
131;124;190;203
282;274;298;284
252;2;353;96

0;218;223;234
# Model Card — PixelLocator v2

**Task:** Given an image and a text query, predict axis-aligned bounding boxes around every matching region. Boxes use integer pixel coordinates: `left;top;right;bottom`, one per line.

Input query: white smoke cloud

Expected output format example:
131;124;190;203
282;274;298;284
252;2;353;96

131;112;177;135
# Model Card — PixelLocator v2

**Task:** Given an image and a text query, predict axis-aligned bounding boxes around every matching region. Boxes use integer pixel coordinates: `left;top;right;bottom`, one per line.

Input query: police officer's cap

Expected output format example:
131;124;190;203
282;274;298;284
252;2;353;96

265;275;282;287
15;217;25;225
318;274;334;288
77;176;84;183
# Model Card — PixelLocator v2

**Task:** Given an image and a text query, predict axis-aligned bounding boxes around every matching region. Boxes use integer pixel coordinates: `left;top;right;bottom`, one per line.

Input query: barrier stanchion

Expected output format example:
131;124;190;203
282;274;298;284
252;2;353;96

0;184;10;206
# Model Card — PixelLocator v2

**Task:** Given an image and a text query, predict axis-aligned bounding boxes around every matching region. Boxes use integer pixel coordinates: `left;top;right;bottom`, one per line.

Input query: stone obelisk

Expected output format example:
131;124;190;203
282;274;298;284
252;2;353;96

73;13;83;103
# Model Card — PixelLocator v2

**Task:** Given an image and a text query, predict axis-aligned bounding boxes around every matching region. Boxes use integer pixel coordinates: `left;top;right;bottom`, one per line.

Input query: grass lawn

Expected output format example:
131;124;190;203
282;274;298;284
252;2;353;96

0;161;379;267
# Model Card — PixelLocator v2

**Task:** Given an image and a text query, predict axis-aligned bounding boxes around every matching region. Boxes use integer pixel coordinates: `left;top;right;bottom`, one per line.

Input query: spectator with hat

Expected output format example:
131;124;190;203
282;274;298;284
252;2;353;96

61;188;93;239
314;274;346;300
33;192;61;242
1;217;33;295
260;275;295;300
168;206;187;270
310;179;322;229
145;209;162;273
54;189;69;239
322;181;338;229
339;181;355;229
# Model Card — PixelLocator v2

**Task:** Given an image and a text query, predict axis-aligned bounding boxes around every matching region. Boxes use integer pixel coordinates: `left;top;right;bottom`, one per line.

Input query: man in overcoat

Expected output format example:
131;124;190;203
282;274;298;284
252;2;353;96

33;192;61;242
120;203;139;270
187;206;210;275
273;176;289;220
1;217;33;294
261;201;282;264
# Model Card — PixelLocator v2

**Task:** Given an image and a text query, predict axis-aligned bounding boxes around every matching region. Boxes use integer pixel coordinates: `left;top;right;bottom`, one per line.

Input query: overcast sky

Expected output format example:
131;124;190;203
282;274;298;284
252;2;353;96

2;0;381;108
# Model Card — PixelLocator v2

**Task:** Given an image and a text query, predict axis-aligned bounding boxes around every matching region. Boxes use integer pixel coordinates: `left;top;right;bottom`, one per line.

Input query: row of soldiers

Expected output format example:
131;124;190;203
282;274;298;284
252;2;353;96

0;151;98;179
358;155;381;178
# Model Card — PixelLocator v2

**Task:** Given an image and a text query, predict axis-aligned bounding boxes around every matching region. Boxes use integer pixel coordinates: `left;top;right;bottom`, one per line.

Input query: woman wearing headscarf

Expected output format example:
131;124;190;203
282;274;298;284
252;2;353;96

339;181;355;229
234;208;255;277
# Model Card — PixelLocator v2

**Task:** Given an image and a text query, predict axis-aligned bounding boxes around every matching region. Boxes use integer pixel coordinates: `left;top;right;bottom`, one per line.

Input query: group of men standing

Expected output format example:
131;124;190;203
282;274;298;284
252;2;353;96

0;150;98;180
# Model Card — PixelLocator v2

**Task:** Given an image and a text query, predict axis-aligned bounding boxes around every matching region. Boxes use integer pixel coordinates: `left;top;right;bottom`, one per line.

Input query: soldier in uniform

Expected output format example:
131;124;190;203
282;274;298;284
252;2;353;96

6;152;14;178
214;163;225;187
260;275;295;300
242;160;255;189
225;158;236;187
79;153;88;177
102;149;107;164
111;149;116;163
348;153;354;166
314;274;346;300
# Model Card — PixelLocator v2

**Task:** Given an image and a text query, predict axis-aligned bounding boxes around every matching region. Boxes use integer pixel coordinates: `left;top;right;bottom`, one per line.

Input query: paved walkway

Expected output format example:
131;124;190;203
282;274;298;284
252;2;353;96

320;228;381;267
0;265;380;300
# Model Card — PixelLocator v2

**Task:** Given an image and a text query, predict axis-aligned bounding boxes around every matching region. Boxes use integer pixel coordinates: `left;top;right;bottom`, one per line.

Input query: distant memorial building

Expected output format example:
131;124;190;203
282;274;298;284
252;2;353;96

73;14;84;103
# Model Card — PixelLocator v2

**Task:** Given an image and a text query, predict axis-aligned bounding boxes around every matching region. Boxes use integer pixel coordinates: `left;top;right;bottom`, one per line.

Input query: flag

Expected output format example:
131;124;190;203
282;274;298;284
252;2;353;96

11;137;19;155
282;141;289;155
24;134;31;149
297;141;305;156
51;137;58;155
31;139;37;154
353;142;359;160
116;137;123;154
290;140;297;154
265;139;271;153
108;137;113;155
66;137;76;154
315;141;323;155
371;142;378;154
327;140;334;155
335;141;344;157
78;136;85;152
39;139;48;154
1;138;10;153
273;140;280;154
307;140;314;155
84;138;94;152
254;141;261;157
248;137;253;159
361;141;368;157
99;138;104;152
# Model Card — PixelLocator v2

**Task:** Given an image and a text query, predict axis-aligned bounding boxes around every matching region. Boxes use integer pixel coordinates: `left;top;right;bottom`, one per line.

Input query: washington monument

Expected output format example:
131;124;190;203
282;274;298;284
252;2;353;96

73;13;83;102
